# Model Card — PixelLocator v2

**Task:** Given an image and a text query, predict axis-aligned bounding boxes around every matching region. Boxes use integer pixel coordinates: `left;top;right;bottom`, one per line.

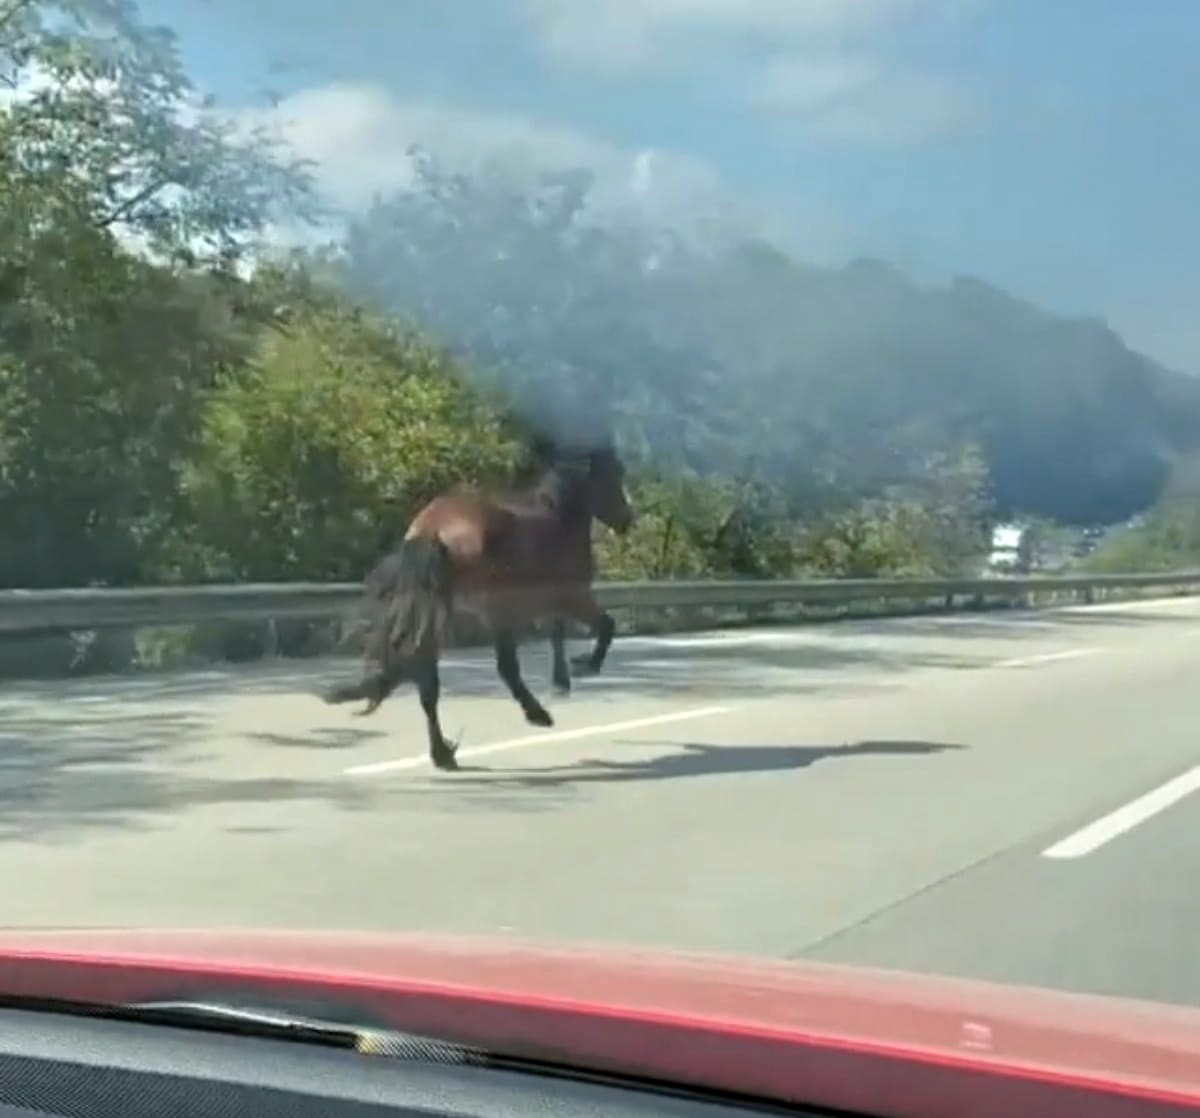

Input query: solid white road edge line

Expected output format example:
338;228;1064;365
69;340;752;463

1042;765;1200;859
992;649;1101;669
344;705;735;775
1064;595;1197;614
402;596;1197;672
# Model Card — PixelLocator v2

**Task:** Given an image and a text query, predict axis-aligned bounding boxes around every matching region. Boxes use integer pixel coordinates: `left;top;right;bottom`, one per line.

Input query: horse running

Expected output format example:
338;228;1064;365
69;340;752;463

323;440;635;771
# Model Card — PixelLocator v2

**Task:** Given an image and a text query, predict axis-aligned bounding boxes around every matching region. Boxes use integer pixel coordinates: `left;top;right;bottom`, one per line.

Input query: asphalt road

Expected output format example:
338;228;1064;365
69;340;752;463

0;595;1198;1010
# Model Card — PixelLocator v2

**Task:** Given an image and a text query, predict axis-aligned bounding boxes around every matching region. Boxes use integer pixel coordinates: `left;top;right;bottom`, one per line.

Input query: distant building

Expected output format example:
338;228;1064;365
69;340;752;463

989;523;1025;571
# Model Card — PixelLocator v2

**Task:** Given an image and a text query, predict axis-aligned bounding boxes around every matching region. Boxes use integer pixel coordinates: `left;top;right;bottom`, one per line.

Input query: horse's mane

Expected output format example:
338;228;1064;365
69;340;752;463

493;459;590;520
452;436;604;520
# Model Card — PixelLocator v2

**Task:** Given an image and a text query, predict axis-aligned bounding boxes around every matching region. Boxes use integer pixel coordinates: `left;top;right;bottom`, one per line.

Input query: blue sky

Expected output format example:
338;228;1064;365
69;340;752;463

143;0;1200;372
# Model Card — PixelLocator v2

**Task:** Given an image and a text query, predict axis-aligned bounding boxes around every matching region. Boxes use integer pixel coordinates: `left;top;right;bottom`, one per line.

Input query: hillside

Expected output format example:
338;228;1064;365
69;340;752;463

320;153;1200;527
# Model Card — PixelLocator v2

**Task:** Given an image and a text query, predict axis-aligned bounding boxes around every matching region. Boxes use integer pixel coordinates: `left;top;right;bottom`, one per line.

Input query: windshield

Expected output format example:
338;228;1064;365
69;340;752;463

2;0;1199;1058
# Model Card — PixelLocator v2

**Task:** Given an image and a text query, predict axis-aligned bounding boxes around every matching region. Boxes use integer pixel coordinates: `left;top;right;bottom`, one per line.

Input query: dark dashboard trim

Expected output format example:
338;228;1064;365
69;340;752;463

0;1007;809;1118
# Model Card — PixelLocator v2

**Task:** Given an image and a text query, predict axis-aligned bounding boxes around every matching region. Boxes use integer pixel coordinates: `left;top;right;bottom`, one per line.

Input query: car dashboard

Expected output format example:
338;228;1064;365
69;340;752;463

0;1007;827;1118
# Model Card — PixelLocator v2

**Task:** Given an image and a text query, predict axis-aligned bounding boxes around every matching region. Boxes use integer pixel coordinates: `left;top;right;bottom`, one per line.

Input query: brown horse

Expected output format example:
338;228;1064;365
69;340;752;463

323;440;634;770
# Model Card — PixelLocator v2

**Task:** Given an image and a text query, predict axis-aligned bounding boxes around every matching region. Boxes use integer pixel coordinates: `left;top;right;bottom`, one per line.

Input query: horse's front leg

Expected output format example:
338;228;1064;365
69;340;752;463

550;618;571;695
495;630;554;727
560;587;616;677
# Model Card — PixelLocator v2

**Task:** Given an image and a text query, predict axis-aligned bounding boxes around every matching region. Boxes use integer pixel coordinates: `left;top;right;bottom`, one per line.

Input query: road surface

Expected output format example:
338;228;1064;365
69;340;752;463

0;595;1197;1010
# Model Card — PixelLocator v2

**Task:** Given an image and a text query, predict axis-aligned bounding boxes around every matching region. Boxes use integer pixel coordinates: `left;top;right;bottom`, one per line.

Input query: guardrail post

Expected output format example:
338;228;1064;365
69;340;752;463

264;618;279;658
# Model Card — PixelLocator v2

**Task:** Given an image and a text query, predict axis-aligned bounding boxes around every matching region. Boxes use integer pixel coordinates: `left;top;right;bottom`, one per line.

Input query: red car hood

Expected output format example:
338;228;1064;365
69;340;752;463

0;929;1194;1117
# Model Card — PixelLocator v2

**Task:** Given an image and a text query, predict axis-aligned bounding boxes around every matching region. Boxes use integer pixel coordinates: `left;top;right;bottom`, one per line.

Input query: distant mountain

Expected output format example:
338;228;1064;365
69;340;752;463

791;261;1200;522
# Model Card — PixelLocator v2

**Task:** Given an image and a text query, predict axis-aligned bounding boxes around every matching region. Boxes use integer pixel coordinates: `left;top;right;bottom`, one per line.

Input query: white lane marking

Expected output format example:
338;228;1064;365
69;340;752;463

1042;766;1200;859
344;705;734;776
634;633;771;648
992;649;1101;669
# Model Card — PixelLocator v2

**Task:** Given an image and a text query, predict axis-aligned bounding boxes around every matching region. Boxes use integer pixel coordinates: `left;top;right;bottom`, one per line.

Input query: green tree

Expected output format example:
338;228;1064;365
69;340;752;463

0;0;317;587
0;222;247;585
324;150;743;476
1;0;316;267
1085;454;1200;573
795;443;991;578
179;288;522;581
899;443;993;575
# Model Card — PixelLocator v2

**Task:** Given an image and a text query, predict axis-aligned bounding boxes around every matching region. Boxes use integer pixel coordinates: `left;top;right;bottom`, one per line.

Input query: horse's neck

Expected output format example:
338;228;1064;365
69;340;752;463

533;466;591;528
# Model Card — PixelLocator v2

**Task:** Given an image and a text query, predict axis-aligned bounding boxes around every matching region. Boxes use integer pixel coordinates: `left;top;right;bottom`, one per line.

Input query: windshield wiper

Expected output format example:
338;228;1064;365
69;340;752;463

118;1000;369;1047
107;999;490;1064
122;1000;491;1063
0;992;434;1053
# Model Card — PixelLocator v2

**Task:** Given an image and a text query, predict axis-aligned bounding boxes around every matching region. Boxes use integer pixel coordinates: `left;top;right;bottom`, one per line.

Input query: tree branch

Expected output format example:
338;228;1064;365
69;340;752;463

95;177;170;229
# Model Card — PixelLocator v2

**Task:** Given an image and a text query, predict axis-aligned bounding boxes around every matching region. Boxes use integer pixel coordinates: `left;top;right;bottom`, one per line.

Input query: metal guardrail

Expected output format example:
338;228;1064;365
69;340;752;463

0;572;1196;635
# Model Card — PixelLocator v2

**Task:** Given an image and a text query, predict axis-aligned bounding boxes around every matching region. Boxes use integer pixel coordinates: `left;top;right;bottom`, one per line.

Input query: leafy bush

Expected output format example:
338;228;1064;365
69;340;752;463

179;292;522;580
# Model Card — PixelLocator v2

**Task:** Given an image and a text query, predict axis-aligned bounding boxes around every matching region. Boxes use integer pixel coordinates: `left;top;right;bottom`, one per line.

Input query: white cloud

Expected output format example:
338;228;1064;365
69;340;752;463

236;84;612;213
752;57;883;111
749;55;973;144
523;0;976;145
231;81;845;253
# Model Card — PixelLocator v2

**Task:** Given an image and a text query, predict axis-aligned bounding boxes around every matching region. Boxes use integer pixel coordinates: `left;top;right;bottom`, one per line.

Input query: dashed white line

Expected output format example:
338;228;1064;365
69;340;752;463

1042;765;1200;859
344;705;735;776
992;649;1102;669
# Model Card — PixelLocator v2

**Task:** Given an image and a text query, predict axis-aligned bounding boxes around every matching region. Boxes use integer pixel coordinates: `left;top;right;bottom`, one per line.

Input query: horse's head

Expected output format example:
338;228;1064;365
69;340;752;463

530;432;634;535
585;442;635;536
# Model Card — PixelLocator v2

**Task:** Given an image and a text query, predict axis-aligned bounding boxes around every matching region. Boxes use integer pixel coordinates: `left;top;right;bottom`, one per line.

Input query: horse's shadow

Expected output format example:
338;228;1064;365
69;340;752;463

436;739;964;790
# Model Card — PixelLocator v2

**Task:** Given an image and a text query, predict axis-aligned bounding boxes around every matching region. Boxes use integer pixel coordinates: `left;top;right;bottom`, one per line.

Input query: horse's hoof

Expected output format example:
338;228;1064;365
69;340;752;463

525;707;554;728
552;680;571;697
431;747;459;772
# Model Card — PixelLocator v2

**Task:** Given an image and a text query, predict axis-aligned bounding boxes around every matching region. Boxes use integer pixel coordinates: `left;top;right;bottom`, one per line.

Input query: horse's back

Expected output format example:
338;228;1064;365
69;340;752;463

406;492;483;544
401;482;594;628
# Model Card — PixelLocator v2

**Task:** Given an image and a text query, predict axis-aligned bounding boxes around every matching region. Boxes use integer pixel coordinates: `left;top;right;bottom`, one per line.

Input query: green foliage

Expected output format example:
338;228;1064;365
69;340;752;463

793;443;991;578
595;474;741;580
0;0;313;588
179;286;522;580
1014;516;1077;572
0;194;240;585
1084;455;1200;573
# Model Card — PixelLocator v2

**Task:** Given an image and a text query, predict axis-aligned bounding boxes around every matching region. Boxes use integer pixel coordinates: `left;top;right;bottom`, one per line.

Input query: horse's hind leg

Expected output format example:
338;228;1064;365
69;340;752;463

550;619;571;696
495;630;553;727
410;649;457;771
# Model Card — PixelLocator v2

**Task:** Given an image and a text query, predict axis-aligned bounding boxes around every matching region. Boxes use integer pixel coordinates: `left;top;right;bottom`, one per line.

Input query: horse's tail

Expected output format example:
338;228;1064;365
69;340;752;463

323;537;454;716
